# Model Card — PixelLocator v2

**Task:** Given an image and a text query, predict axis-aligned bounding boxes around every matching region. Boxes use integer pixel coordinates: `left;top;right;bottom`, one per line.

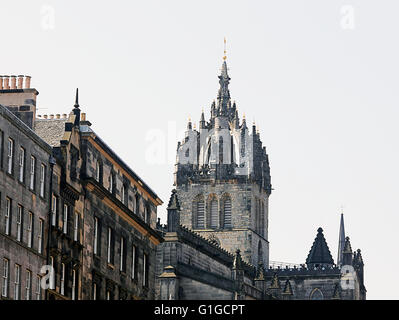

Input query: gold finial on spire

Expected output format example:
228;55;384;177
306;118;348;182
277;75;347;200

243;113;246;119
223;37;227;61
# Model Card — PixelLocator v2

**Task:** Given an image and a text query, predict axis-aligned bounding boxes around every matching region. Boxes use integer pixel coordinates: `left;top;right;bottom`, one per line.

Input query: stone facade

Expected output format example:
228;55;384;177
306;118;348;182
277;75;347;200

79;126;163;300
0;83;51;300
0;78;163;300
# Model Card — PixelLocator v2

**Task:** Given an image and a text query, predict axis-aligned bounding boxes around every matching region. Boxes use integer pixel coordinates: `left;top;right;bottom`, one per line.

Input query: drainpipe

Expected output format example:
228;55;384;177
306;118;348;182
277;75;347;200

45;155;56;300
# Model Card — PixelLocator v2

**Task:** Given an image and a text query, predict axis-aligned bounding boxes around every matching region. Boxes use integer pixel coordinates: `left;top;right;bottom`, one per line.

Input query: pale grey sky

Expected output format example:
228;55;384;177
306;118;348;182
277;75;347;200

1;0;398;299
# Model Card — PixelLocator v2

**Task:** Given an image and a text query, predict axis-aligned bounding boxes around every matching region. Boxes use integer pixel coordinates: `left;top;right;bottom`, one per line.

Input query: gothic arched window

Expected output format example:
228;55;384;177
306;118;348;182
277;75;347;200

209;196;218;229
222;196;232;229
193;195;205;229
310;288;324;300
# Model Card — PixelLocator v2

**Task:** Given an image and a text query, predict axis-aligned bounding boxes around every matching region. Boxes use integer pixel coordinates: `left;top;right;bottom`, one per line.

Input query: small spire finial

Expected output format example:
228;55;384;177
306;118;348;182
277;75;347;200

223;37;227;61
74;88;79;108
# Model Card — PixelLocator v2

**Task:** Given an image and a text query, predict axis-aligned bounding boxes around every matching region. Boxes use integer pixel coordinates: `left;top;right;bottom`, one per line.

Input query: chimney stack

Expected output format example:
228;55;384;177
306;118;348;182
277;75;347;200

3;76;10;90
0;75;38;129
56;114;60;119
10;75;17;89
17;75;24;89
81;113;86;121
25;76;31;89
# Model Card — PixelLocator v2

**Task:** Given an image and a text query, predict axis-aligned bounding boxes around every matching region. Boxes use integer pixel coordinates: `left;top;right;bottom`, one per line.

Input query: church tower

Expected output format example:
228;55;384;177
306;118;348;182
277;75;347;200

173;51;272;267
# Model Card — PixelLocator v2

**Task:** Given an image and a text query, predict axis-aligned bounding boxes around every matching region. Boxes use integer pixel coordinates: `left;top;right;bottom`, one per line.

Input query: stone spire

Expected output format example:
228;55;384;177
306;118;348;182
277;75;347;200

74;88;79;108
73;88;81;126
342;236;353;266
337;213;346;266
167;189;180;232
199;109;206;129
216;60;231;117
306;227;334;268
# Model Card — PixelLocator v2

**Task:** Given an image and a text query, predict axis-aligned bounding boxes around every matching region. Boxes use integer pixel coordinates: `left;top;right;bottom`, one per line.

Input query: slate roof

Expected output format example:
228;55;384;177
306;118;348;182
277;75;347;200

34;118;68;147
306;227;334;266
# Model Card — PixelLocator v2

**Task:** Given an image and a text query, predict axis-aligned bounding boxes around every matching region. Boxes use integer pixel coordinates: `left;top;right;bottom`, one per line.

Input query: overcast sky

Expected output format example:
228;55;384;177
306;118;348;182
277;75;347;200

2;0;398;299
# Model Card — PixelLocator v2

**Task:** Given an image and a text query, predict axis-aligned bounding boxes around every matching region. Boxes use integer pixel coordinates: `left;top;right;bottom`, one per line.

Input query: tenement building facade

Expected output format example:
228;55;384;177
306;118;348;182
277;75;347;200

155;57;366;300
0;78;50;300
0;76;163;300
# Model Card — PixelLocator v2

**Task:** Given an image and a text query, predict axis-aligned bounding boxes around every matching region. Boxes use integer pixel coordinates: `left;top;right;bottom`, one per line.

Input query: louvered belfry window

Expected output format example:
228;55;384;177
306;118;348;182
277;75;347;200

196;200;205;229
210;199;218;229
223;198;232;228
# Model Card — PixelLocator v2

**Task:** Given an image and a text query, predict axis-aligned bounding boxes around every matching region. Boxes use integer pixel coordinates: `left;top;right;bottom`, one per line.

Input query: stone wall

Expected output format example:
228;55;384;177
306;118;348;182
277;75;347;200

176;181;269;267
0;105;51;300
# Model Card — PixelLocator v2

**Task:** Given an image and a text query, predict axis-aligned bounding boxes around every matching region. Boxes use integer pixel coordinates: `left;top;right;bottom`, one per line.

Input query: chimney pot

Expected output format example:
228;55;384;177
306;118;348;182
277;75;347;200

56;114;60;119
81;113;86;121
25;76;31;89
43;115;48;119
4;76;10;90
38;115;42;118
17;75;24;89
62;114;67;119
0;76;3;90
50;114;54;119
10;75;17;89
